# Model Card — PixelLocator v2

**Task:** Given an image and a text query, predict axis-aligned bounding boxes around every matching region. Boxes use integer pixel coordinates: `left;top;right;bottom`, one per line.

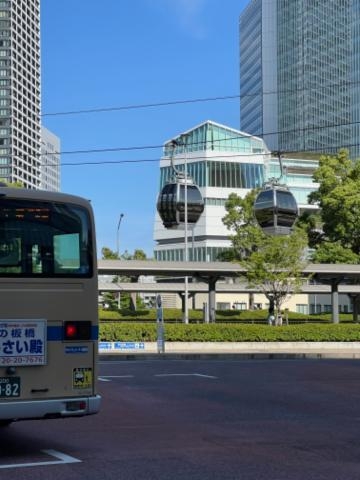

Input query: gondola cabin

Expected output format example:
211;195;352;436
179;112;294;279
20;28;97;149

157;178;204;229
254;184;298;235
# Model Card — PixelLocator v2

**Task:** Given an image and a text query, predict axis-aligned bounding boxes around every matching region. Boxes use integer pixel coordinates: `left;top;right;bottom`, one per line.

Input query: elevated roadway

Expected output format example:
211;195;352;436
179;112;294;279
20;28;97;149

98;260;360;323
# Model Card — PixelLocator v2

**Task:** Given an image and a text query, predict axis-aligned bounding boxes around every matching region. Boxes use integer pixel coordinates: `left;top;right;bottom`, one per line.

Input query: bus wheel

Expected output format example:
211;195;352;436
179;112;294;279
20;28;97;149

0;420;12;427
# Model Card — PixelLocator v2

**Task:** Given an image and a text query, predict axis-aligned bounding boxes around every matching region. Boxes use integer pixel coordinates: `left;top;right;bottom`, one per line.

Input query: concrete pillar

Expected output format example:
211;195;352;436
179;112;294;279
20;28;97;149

178;293;185;320
353;295;358;323
208;276;217;323
331;279;339;324
129;276;139;311
349;294;360;323
356;297;360;323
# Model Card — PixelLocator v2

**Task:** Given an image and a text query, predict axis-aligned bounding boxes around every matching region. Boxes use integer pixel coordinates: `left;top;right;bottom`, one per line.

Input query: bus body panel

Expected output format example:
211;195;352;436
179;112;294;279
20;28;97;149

0;395;101;420
0;187;101;422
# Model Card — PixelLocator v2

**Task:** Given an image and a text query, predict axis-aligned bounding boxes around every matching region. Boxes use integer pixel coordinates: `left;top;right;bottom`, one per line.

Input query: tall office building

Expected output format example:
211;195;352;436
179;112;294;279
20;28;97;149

240;0;360;159
40;126;60;191
0;0;42;188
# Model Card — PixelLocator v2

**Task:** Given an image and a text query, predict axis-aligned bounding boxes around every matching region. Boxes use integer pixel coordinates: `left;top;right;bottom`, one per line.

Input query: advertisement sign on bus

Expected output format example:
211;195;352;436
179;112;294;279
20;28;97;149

0;319;46;366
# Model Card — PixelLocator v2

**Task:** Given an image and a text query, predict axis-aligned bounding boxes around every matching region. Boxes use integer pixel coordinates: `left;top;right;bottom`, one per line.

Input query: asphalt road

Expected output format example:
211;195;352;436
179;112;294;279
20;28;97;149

1;358;360;479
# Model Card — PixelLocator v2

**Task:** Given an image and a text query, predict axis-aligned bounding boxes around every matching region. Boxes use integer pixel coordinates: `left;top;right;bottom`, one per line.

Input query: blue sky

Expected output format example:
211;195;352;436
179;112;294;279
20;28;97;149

41;0;248;257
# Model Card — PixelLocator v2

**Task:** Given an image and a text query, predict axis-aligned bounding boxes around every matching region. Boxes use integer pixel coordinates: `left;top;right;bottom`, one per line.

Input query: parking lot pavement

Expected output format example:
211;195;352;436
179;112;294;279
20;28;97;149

3;358;360;480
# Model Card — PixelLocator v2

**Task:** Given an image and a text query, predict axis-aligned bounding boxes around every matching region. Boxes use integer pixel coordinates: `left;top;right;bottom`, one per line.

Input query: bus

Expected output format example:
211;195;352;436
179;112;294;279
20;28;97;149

0;186;101;424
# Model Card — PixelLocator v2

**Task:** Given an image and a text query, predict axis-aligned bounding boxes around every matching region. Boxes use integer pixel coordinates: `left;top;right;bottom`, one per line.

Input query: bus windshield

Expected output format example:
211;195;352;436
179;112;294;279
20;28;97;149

0;199;93;277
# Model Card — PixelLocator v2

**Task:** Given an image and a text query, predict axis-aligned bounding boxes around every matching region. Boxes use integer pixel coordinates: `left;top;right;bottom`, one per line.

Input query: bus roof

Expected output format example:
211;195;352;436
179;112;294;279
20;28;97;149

0;187;92;208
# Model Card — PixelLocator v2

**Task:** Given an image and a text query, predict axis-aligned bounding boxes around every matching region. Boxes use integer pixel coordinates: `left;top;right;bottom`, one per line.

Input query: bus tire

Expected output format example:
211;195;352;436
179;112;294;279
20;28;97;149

0;420;12;427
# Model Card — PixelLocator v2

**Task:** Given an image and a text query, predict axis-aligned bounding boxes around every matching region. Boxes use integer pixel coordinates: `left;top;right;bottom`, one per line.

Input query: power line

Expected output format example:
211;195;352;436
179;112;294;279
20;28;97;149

60;158;160;166
35;112;360;159
38;152;270;167
41;94;240;117
240;78;360;100
41;142;360;168
52;144;162;156
41;79;360;118
36;114;360;160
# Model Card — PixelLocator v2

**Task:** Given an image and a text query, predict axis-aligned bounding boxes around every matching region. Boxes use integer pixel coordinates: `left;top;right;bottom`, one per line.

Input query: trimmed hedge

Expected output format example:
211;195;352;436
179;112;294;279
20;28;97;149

99;322;360;343
99;308;353;323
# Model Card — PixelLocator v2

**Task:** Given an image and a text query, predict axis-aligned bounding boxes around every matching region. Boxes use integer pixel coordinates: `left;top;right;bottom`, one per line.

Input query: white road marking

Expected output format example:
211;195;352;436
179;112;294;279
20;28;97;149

0;449;81;470
193;373;218;379
98;373;218;381
154;373;217;379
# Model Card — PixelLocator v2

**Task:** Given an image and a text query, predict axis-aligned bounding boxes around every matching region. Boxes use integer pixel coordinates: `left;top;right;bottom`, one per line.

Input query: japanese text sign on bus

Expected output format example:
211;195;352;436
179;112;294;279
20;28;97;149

0;319;47;366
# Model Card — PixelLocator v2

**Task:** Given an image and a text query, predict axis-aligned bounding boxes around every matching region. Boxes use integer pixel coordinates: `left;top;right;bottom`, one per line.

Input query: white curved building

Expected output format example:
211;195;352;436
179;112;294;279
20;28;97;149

153;120;319;263
153;121;269;262
152;120;332;313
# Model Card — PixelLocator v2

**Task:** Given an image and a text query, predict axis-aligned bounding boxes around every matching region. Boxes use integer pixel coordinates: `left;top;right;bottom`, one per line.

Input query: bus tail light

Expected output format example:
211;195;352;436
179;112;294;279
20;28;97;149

64;321;92;341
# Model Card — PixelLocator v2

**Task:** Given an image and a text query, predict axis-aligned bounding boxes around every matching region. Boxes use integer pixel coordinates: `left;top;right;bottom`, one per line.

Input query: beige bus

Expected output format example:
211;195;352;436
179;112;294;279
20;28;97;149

0;186;101;425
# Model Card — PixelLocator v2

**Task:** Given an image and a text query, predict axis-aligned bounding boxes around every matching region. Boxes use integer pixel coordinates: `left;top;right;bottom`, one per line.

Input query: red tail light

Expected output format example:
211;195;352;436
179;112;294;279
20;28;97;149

64;321;91;341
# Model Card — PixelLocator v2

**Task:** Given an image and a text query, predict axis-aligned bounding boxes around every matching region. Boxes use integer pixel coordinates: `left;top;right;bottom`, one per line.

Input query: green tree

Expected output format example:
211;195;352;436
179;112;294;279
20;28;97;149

241;228;308;317
0;179;24;188
100;247;147;310
121;249;147;261
222;190;308;316
101;246;119;260
309;242;359;264
101;247;147;262
302;149;360;263
219;190;266;261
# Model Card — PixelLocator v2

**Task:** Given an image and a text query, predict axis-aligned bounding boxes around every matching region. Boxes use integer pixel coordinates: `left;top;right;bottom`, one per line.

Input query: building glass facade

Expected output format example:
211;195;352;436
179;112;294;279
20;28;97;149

160;161;264;190
40;127;60;191
240;0;360;159
268;157;319;207
239;0;263;137
163;121;265;156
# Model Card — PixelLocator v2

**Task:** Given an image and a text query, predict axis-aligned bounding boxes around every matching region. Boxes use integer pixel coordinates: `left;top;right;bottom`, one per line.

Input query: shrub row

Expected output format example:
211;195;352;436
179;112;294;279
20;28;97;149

99;322;360;343
99;308;353;323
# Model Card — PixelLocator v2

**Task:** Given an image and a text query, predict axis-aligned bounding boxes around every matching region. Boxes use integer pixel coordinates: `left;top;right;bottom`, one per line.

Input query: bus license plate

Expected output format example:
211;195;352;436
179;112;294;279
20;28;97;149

0;377;20;397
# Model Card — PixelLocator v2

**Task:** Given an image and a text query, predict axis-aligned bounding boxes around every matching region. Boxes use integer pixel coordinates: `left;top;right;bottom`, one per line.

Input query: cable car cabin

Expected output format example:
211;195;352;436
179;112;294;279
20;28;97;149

254;185;298;235
157;178;204;229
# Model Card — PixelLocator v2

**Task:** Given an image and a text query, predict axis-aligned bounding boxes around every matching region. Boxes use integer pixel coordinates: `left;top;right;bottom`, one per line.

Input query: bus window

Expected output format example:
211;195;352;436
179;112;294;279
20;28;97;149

54;233;81;273
0;200;93;277
0;239;20;266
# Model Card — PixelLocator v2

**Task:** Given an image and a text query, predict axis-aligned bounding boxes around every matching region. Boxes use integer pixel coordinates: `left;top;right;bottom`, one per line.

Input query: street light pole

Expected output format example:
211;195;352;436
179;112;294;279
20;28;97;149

116;213;124;258
116;213;124;310
180;134;189;324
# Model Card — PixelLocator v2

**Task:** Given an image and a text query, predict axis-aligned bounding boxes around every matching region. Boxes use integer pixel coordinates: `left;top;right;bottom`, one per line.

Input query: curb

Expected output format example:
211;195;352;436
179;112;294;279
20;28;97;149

99;353;360;361
99;342;360;361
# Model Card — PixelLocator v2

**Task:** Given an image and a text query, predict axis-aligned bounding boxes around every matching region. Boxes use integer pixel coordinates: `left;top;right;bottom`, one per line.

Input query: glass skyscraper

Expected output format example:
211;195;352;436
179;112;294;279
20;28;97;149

240;0;360;159
40;126;60;191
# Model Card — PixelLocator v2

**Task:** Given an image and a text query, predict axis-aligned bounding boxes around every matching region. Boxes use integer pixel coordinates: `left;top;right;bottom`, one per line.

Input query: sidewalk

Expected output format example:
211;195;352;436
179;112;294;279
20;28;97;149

99;341;360;360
